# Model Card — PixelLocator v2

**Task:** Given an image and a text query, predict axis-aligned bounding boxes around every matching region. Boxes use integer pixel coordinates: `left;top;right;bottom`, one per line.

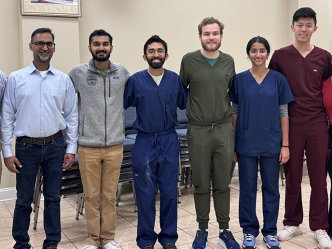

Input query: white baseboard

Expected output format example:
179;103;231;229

0;188;44;202
0;187;17;201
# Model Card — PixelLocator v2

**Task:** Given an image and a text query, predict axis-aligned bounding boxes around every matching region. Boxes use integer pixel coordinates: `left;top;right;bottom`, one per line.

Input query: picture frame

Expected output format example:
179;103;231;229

20;0;82;18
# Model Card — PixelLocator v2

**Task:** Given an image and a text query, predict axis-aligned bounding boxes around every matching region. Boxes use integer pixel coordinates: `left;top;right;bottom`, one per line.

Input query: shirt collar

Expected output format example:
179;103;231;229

28;62;56;75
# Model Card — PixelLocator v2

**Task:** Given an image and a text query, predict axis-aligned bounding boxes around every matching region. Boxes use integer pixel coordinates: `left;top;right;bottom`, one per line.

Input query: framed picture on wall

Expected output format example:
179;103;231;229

20;0;82;17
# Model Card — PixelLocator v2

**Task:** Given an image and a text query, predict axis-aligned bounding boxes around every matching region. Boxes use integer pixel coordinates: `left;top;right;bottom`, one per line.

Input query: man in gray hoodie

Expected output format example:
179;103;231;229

68;29;130;249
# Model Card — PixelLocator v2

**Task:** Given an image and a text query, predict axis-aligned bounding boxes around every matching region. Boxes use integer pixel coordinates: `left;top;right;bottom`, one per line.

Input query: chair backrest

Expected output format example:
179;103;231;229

124;107;137;135
177;108;188;124
60;166;83;196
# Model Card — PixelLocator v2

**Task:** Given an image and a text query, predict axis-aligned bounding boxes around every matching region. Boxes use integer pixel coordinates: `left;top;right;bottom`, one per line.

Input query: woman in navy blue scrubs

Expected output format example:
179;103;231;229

228;37;294;249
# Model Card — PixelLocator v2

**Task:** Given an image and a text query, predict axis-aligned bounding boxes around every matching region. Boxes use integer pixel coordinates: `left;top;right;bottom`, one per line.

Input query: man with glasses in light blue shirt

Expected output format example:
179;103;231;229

0;27;78;249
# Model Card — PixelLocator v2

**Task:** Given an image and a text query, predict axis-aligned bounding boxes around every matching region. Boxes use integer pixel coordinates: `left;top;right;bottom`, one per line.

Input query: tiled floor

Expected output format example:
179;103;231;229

0;162;330;249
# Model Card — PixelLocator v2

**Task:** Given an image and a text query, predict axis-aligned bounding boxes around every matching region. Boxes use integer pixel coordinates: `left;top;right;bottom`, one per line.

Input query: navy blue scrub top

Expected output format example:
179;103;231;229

124;69;188;134
228;70;294;157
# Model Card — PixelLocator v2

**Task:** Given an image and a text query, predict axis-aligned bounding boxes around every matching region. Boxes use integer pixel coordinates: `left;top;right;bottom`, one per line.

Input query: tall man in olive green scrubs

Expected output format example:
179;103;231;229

180;17;240;249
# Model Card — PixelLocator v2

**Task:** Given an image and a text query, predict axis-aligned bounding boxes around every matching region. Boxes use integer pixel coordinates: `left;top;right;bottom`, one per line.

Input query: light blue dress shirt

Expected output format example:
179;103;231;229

1;63;78;158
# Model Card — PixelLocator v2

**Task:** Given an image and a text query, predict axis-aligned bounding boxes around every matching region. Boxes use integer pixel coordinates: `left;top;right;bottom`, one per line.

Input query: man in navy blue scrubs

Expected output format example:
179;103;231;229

124;35;187;249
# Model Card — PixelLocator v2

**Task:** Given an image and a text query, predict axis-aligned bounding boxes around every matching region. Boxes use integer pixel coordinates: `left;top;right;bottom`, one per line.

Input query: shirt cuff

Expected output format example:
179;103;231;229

2;147;14;158
66;144;77;154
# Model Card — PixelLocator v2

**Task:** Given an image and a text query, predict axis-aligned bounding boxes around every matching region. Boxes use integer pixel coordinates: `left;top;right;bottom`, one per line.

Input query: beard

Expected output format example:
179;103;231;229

38;51;51;62
201;40;221;52
91;50;111;62
147;56;166;69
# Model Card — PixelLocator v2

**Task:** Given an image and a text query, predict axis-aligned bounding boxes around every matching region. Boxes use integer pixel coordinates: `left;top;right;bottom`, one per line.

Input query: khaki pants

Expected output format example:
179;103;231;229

78;144;123;247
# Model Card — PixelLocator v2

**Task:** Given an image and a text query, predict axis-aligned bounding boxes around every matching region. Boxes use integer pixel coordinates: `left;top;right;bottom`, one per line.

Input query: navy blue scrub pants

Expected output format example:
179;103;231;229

238;155;280;237
132;129;179;248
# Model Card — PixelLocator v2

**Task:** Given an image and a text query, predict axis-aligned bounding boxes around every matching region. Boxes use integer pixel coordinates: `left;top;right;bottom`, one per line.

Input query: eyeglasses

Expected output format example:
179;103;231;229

147;49;165;55
250;49;267;55
32;41;56;48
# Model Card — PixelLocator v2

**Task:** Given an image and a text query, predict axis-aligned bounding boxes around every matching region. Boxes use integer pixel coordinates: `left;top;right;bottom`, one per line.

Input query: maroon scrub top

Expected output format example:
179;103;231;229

269;45;332;126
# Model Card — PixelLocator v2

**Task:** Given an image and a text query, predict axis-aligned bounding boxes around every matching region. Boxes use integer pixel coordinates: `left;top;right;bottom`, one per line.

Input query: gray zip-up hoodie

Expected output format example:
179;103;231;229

68;59;130;147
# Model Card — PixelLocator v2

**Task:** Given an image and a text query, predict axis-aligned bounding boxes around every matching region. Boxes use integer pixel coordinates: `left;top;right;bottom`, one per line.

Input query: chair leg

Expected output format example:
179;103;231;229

33;167;42;206
177;181;181;204
131;180;137;212
76;193;84;220
116;183;123;206
80;194;85;215
280;165;285;186
33;167;43;230
181;167;185;185
178;154;181;203
33;184;42;230
230;160;236;180
185;168;190;188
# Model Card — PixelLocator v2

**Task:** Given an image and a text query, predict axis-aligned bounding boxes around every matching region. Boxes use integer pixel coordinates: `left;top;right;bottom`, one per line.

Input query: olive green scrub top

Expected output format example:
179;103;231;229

180;50;236;125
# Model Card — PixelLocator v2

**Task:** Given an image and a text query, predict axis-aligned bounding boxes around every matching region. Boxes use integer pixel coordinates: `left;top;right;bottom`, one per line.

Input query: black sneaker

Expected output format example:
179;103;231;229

163;243;177;249
141;246;154;249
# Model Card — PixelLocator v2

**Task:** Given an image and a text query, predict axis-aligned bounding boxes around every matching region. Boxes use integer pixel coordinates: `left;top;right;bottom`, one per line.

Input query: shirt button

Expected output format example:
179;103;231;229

42;131;44;133
42;92;44;94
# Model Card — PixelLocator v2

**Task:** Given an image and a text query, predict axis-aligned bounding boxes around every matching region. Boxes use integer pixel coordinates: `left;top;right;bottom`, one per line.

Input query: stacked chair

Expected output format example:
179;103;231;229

116;106;137;212
175;109;191;190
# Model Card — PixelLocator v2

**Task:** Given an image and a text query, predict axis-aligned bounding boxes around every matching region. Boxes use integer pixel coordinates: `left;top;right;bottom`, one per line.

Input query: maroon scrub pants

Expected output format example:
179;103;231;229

283;122;329;231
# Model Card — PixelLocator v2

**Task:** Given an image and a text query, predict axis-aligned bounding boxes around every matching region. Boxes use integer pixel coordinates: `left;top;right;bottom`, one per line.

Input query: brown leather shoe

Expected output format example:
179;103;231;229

45;246;57;249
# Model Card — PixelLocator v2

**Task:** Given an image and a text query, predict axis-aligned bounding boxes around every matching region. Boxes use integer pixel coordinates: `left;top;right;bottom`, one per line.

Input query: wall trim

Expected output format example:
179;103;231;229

0;187;17;201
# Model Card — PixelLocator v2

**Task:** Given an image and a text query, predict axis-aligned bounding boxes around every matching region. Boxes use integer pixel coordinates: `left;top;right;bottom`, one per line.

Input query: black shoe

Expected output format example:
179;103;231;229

141;246;154;249
162;243;176;249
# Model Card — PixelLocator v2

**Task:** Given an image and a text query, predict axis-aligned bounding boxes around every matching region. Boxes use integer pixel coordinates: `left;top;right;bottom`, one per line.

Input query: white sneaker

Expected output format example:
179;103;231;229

82;246;98;249
103;241;123;249
277;226;303;241
315;229;332;249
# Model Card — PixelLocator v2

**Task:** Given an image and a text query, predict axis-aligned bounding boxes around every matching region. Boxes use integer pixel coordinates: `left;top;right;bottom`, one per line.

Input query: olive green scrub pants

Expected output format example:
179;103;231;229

187;121;234;229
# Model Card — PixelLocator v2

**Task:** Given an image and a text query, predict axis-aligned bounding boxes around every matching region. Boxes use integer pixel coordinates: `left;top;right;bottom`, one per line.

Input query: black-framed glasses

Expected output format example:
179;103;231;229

32;41;56;48
147;49;165;55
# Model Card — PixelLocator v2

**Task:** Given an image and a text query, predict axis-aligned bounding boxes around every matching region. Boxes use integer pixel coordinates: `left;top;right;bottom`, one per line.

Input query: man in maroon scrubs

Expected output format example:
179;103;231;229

269;7;332;248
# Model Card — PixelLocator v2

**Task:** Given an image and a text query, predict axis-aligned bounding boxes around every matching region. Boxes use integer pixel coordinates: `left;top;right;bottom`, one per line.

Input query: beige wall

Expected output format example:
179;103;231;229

78;0;290;74
0;0;331;190
0;1;21;76
297;0;330;50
